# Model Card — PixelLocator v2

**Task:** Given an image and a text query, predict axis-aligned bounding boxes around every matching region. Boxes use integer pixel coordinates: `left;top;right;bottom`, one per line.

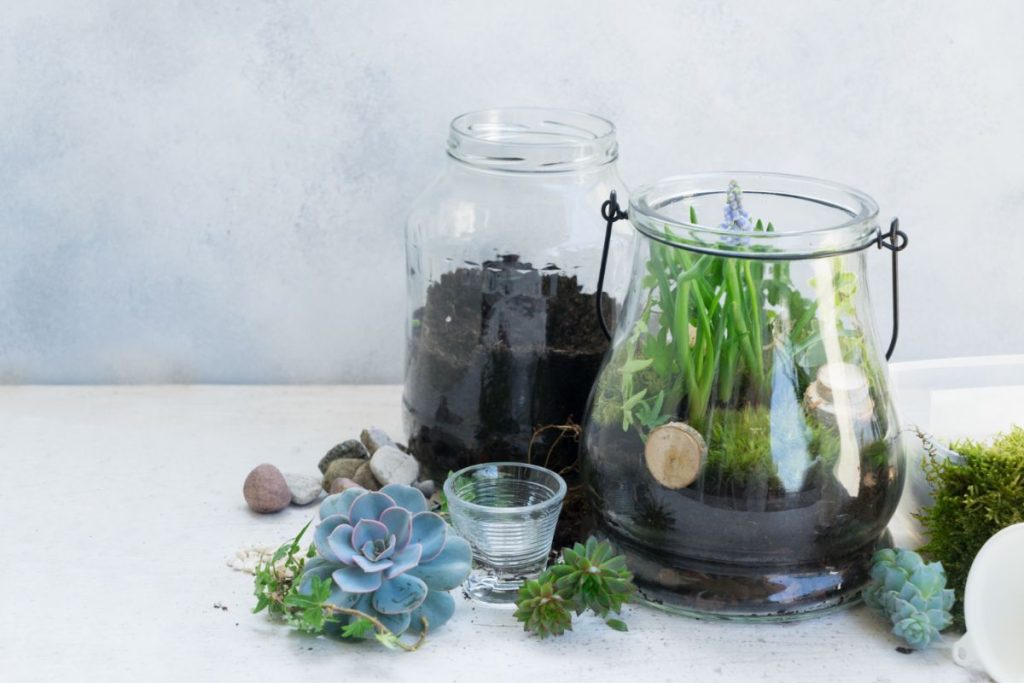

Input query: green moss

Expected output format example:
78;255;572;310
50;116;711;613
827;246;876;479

705;406;782;495
917;426;1024;629
702;406;844;496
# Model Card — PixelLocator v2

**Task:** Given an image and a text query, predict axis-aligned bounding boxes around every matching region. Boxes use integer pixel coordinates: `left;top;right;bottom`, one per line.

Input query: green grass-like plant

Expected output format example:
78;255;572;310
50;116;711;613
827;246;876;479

591;181;877;494
917;426;1024;629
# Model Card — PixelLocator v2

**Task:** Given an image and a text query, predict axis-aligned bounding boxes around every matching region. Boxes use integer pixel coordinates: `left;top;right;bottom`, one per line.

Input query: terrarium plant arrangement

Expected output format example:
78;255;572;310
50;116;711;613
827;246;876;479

581;173;904;619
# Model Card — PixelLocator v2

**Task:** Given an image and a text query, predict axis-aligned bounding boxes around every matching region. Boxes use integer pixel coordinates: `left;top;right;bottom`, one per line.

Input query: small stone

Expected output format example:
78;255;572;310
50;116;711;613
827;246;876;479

322;458;366;489
360;427;395;455
318;440;369;474
329;477;360;494
352;462;380;490
414;479;436;498
284;473;322;506
369;445;420;487
243;464;292;513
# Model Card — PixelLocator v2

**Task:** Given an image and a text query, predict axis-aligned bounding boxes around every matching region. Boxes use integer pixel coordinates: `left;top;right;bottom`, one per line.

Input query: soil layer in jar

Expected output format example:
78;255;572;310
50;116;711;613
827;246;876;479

404;255;613;541
581;424;900;617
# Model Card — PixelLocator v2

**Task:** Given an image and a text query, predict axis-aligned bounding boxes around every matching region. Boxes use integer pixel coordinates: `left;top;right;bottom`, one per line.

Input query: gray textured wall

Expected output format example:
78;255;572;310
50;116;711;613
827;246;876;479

3;0;1022;383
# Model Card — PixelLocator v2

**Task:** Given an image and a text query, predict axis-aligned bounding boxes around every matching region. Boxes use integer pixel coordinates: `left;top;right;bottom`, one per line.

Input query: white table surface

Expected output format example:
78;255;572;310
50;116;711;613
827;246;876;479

0;370;998;683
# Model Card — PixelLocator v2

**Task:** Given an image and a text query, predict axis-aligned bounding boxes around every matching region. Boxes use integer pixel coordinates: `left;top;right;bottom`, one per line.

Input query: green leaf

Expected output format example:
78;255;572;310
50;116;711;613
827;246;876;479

606;618;628;632
622;358;654;374
341;617;376;639
271;544;290;564
622;389;648;410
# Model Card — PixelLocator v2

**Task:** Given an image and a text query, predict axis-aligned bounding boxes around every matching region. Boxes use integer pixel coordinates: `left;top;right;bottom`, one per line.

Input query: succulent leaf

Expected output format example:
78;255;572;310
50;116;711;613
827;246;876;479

552;538;636;617
406;590;456;635
407;536;472;591
513;579;573;639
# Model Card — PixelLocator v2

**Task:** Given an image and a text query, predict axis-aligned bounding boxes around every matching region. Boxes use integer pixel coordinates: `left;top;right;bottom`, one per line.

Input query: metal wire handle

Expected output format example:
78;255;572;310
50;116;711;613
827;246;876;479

877;218;908;360
597;190;627;342
595;191;909;360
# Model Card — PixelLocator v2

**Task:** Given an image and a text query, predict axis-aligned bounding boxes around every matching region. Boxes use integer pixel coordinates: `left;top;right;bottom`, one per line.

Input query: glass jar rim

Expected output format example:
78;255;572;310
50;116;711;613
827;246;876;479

442;461;567;514
447;107;617;173
628;171;881;259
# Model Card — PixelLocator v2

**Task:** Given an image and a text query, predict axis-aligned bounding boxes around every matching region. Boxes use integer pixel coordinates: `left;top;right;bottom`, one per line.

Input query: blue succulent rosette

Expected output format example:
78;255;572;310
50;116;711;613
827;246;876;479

297;484;472;637
863;548;955;649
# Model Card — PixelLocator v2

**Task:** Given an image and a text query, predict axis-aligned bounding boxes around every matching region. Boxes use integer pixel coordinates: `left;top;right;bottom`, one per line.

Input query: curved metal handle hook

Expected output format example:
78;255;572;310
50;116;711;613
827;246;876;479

877;218;909;361
597;191;628;341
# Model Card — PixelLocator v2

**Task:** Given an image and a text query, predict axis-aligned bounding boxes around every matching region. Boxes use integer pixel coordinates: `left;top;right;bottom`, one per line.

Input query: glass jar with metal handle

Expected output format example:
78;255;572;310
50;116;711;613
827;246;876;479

581;172;908;620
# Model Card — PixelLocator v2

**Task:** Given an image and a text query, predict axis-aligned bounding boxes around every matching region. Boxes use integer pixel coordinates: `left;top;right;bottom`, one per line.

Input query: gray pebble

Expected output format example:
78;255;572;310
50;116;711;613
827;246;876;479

369;445;420;487
322;458;366;489
360;427;395;455
318;440;369;474
414;479;436;498
243;464;291;513
284;472;323;506
352;462;380;490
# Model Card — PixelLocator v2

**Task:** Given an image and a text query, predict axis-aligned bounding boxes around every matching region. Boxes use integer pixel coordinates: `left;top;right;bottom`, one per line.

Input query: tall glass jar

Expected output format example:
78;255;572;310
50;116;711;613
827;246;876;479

581;172;905;620
404;109;628;515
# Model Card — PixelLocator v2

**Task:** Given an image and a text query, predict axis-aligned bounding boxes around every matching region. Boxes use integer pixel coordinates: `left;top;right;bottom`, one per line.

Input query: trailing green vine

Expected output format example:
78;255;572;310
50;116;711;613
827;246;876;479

251;521;427;651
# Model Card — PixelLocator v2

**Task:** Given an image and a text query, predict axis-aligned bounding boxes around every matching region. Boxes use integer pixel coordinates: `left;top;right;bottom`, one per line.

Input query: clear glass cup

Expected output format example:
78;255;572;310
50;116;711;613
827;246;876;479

444;462;567;604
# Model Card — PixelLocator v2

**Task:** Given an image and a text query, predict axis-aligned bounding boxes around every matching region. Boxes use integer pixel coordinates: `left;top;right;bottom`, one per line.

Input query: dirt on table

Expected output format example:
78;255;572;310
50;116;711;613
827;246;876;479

403;255;613;543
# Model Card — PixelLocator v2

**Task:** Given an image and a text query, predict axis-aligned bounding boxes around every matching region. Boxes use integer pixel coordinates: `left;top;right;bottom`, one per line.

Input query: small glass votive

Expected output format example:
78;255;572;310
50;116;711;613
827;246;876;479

444;462;567;605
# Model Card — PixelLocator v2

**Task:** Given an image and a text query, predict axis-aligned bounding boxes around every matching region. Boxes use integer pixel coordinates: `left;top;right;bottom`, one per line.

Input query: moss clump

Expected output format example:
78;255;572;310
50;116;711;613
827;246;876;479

705;406;782;495
917;426;1024;629
702;406;843;496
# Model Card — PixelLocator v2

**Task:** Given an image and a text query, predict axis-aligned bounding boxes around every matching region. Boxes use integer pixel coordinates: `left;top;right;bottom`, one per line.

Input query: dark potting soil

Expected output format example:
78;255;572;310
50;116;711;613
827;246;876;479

404;255;613;496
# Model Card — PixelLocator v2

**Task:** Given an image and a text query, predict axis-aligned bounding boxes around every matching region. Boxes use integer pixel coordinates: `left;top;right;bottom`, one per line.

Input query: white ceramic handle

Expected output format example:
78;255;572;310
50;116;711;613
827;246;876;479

952;632;975;669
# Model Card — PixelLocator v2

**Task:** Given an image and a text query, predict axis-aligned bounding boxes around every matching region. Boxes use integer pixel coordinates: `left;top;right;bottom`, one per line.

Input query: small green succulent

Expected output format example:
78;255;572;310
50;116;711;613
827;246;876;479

548;537;636;617
863;548;954;649
514;537;636;638
513;579;573;639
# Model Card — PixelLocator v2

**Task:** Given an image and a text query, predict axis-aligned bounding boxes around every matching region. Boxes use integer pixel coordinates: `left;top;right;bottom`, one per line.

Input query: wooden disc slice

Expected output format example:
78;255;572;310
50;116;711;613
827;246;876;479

645;422;706;489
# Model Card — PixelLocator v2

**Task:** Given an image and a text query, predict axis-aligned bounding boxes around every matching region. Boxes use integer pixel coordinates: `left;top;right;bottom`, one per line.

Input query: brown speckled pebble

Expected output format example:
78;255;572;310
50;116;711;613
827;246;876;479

243;463;292;513
322;458;365;490
329;477;360;494
352;462;380;490
318;440;369;474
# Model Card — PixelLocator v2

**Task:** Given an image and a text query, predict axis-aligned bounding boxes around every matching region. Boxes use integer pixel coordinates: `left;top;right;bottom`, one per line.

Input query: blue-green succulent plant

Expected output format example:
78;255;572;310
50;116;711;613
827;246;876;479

298;484;472;637
863;548;954;649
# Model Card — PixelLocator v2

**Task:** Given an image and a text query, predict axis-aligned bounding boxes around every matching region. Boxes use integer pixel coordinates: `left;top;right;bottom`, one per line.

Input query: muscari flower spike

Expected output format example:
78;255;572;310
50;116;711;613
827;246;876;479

298;484;472;637
719;179;753;246
863;548;955;649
